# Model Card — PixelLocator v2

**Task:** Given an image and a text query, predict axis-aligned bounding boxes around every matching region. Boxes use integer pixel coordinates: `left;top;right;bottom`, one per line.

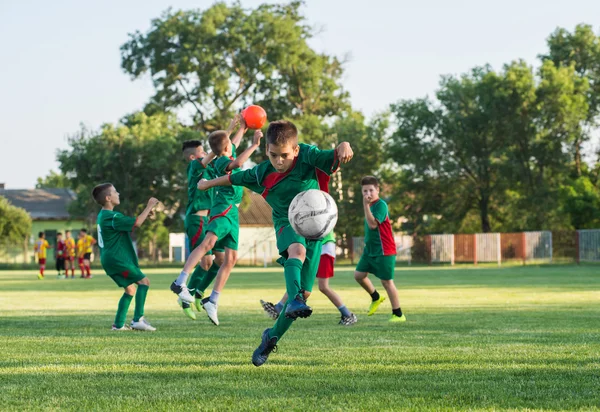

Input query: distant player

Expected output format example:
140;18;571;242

172;115;262;326
55;232;66;279
354;176;405;323
64;230;76;278
76;235;86;277
34;232;51;279
198;120;353;366
93;182;158;331
79;228;96;279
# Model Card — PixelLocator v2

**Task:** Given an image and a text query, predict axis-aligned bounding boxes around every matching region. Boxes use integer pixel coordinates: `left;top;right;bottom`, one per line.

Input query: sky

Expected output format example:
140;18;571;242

1;0;599;189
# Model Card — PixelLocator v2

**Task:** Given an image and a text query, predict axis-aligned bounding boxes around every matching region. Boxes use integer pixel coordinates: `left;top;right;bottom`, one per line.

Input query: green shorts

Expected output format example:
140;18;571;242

276;224;323;293
185;214;209;250
206;206;239;251
107;265;146;288
356;254;396;280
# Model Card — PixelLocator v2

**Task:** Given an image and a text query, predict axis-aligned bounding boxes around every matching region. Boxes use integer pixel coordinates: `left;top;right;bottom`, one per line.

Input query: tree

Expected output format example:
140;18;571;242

0;197;32;257
36;170;69;189
120;1;349;145
57;112;192;222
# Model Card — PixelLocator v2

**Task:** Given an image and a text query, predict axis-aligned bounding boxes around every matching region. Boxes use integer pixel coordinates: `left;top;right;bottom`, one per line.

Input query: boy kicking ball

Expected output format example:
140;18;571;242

354;176;405;322
93;183;158;331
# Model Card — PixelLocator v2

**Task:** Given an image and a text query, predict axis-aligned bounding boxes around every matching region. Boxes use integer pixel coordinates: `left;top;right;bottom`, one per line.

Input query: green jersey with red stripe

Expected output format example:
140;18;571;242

229;143;340;231
96;209;139;273
186;158;215;216
212;144;244;215
364;199;396;256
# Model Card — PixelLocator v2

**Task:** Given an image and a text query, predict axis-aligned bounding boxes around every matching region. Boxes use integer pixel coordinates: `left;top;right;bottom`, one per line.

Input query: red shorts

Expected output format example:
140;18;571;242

316;254;335;279
38;258;46;265
78;257;84;265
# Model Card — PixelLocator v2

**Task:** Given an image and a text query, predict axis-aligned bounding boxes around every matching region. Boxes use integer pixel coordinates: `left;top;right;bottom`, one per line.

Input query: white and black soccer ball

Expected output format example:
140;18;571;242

288;189;338;240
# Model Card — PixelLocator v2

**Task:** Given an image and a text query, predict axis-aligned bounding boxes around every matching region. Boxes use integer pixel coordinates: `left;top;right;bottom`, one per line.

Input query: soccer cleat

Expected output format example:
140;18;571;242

389;314;407;323
252;328;278;367
170;281;194;304
339;313;358;326
260;300;280;320
37;274;44;280
284;296;312;319
131;316;156;331
178;298;197;320
202;298;219;325
194;291;204;312
367;296;386;316
111;324;132;331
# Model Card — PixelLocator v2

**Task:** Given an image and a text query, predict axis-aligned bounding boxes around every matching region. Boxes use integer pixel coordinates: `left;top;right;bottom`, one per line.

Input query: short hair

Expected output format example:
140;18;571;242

361;176;379;188
65;230;71;234
38;232;44;238
182;140;202;159
57;232;62;236
266;120;298;146
92;183;113;206
208;130;229;155
80;229;87;233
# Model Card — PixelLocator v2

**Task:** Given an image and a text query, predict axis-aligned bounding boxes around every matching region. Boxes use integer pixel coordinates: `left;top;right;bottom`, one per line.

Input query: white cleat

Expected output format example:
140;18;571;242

170;282;194;304
131;316;156;331
202;299;219;325
111;324;132;331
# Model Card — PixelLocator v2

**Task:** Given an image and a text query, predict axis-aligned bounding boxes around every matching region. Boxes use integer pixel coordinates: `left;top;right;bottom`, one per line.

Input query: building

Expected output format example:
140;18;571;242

0;187;87;264
169;191;278;266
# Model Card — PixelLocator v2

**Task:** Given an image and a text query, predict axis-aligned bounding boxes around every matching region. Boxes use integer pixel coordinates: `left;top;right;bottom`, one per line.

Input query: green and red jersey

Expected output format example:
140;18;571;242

364;199;396;256
96;209;139;274
186;158;215;216
211;144;244;216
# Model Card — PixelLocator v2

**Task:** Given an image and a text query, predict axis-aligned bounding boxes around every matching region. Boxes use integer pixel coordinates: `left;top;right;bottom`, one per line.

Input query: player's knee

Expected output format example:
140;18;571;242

137;277;150;286
124;285;136;295
318;284;329;294
287;243;306;261
200;256;212;271
214;253;224;267
354;271;366;281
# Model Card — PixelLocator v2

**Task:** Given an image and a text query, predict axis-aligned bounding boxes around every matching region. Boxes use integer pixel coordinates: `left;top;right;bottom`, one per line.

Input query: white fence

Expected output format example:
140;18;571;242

578;230;600;262
352;236;414;263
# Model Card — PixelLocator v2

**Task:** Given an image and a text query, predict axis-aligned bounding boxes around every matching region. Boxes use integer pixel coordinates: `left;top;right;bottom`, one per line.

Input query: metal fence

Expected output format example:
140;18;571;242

350;230;600;265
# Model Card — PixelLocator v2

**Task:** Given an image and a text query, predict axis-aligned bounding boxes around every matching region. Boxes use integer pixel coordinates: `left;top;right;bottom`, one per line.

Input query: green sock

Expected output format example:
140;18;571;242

196;262;220;295
269;301;295;341
284;258;303;299
133;284;149;322
187;265;207;295
114;293;133;328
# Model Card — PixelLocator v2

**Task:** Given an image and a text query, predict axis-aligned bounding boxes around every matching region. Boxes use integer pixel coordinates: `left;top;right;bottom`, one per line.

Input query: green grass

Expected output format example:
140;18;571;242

0;265;598;411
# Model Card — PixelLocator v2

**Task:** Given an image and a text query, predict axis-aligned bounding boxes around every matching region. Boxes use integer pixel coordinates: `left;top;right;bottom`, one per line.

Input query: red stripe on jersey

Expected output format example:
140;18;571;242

261;157;299;199
315;169;330;193
208;205;233;223
190;218;204;247
378;216;397;256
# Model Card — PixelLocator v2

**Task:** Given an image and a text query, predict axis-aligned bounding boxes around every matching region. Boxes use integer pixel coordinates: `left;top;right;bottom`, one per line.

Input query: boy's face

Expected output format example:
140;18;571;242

223;139;233;157
57;235;62;240
267;143;299;173
192;146;206;160
105;186;121;206
65;232;71;239
361;184;379;203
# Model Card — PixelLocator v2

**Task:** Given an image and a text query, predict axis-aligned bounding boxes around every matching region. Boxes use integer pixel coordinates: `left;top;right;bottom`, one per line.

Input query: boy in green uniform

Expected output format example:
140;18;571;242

260;232;357;326
198;120;353;366
354;176;406;323
179;140;223;320
172;116;262;326
93;183;159;331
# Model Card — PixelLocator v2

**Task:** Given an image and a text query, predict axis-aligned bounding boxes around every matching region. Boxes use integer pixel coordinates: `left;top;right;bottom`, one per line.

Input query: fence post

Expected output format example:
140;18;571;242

450;235;455;266
473;234;477;266
576;230;580;264
549;231;553;263
349;236;354;264
522;232;527;265
497;233;501;266
427;235;432;265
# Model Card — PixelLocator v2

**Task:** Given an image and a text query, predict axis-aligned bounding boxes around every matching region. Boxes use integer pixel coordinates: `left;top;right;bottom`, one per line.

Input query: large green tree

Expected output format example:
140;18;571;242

36;170;69;189
0;197;32;251
120;1;349;141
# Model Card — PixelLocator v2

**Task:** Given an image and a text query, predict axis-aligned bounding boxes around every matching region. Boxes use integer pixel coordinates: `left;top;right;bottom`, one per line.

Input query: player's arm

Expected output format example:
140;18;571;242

134;198;160;227
363;196;379;230
230;114;247;148
199;164;263;193
306;142;354;174
226;130;262;171
89;237;97;246
198;175;232;191
199;152;216;168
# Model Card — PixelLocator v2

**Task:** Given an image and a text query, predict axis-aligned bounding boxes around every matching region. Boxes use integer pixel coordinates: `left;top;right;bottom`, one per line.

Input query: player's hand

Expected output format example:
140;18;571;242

336;142;353;163
253;130;263;146
363;194;372;206
197;179;210;191
227;114;241;133
147;197;159;208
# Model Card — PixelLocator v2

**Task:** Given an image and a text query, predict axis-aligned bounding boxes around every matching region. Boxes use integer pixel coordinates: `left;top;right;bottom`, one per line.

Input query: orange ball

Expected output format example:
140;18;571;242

242;105;267;129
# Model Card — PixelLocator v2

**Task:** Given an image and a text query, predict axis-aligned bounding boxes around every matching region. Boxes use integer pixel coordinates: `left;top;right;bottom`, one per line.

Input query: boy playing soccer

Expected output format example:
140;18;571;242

77;235;86;277
93;183;158;331
64;230;76;278
171;116;262;326
79;228;96;278
55;232;66;279
354;176;406;323
34;232;51;279
179;139;222;320
198;120;353;366
260;233;358;326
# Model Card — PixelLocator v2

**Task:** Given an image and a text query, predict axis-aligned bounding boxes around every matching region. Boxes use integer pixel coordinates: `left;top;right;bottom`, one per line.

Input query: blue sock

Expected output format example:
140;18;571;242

209;290;220;305
274;302;284;314
338;305;351;317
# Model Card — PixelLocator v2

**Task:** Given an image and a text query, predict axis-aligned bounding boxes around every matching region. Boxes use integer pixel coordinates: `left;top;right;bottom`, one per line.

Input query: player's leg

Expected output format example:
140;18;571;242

113;284;135;330
78;257;85;277
83;254;92;278
202;246;237;325
260;292;287;320
180;215;210;319
171;232;217;303
131;275;156;331
374;256;405;323
355;256;386;316
318;277;357;326
194;251;223;310
70;258;76;277
38;258;45;279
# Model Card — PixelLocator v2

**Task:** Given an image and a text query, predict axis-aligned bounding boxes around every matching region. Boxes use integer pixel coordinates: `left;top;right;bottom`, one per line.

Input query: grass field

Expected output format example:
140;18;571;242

0;265;598;411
